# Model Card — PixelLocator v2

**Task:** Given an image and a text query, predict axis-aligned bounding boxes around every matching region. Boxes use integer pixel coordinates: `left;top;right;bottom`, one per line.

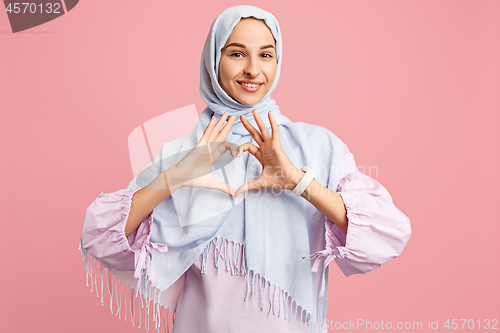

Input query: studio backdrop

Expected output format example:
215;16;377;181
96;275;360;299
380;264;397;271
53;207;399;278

1;1;499;332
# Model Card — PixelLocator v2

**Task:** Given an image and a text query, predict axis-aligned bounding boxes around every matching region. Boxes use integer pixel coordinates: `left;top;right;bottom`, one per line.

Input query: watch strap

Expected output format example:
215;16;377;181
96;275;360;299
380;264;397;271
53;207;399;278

291;166;317;196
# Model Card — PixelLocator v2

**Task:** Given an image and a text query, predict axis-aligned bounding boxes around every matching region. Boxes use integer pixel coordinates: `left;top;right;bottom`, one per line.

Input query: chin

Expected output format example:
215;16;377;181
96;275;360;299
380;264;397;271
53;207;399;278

236;94;265;107
239;99;258;106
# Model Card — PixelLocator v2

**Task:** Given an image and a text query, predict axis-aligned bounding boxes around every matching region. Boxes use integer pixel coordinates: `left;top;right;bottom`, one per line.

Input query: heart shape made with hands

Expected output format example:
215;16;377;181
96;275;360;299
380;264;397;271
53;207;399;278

195;108;302;198
4;0;79;33
129;105;304;228
130;105;302;200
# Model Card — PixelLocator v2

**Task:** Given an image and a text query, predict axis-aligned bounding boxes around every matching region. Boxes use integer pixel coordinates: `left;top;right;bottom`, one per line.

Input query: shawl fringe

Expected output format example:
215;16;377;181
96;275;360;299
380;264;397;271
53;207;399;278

202;236;322;333
79;239;176;333
80;236;325;333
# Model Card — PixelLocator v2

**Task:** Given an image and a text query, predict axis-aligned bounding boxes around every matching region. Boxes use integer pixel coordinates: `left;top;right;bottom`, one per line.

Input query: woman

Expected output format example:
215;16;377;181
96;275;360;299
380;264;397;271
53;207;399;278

80;5;411;333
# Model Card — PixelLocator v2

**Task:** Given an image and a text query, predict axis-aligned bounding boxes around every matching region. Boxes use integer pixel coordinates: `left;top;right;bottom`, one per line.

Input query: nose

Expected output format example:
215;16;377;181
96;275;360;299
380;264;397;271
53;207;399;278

243;56;260;77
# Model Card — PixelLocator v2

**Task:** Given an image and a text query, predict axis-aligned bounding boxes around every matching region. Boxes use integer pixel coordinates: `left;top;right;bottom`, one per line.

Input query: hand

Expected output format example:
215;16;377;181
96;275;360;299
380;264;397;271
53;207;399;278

167;111;238;197
234;109;303;197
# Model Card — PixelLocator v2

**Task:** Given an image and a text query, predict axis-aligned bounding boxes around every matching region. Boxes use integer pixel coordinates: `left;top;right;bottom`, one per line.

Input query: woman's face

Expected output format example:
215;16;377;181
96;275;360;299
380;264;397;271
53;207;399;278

218;17;277;107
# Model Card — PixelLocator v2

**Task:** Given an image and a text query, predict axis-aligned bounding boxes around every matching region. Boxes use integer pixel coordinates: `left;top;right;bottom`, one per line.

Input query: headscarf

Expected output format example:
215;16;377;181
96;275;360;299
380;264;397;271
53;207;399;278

115;5;345;330
199;4;285;138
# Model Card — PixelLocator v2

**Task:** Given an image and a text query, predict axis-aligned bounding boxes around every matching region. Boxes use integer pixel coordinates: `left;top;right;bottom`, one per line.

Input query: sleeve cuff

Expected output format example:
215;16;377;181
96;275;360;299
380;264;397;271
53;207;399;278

328;190;408;277
82;189;154;271
122;189;154;252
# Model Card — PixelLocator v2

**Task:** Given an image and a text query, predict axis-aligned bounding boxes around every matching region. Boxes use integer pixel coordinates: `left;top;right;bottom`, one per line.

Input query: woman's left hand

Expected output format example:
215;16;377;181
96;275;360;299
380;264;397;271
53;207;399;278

235;109;303;197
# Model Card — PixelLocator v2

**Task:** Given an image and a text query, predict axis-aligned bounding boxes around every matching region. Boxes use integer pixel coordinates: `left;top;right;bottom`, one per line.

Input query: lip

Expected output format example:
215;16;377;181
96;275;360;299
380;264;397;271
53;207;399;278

237;81;263;92
238;80;263;84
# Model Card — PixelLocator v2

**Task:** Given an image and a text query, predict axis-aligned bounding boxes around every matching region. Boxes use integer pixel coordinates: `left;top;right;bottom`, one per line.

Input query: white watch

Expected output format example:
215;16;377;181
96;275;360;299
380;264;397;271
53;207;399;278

291;166;318;196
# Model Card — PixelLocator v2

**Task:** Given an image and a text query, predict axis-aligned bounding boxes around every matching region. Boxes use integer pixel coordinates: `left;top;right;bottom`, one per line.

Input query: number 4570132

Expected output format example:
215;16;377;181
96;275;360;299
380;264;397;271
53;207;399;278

443;319;498;330
5;3;62;14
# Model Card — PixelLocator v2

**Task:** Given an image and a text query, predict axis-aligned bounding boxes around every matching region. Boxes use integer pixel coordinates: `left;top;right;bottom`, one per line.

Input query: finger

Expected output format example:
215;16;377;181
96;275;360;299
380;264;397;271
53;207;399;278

235;180;261;197
198;115;216;146
236;142;259;158
214;140;238;158
216;114;236;143
207;179;236;197
226;141;238;158
208;111;229;143
253;109;271;141
207;141;214;165
240;114;263;144
268;111;280;142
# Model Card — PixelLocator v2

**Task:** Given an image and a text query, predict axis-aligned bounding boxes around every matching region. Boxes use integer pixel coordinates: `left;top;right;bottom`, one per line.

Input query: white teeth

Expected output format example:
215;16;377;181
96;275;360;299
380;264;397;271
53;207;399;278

240;82;260;88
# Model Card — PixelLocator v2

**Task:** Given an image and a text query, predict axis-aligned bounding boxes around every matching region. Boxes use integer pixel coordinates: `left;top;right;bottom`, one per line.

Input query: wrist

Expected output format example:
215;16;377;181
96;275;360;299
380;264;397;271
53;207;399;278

286;167;306;191
164;167;184;193
291;166;318;197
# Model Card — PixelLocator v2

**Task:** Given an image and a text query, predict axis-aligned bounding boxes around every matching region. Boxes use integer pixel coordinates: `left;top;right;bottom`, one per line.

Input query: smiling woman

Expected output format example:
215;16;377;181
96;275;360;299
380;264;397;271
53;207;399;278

218;17;278;106
79;5;411;333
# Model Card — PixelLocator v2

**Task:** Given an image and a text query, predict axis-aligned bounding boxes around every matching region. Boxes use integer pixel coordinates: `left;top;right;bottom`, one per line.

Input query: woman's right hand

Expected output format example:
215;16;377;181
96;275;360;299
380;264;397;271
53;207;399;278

165;111;238;197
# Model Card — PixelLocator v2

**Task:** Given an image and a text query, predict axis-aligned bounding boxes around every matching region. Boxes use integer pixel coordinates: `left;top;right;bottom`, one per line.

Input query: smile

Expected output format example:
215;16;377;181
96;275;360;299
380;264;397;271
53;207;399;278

238;82;262;87
237;81;263;92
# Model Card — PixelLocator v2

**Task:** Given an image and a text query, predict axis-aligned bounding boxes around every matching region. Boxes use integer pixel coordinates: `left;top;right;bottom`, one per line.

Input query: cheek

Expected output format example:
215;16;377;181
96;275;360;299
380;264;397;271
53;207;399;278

265;65;278;86
219;61;234;85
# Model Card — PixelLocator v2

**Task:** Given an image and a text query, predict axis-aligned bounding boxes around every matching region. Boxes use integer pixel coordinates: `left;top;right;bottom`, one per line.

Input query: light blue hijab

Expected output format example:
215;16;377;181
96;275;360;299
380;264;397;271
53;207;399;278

199;4;286;138
126;5;345;330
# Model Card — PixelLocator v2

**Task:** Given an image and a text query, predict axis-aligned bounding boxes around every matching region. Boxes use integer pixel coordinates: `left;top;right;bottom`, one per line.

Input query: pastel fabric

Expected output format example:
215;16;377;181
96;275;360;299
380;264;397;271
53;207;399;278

101;4;349;326
80;141;412;332
79;4;412;333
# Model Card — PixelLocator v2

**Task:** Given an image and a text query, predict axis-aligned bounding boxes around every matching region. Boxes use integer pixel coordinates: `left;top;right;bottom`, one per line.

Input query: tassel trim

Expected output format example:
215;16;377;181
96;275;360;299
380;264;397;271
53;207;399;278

80;236;324;333
200;237;322;333
79;238;174;333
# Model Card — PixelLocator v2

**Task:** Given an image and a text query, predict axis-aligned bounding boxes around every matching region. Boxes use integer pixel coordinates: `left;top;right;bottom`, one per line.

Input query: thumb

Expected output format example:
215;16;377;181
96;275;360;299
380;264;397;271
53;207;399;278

206;179;236;197
235;180;261;197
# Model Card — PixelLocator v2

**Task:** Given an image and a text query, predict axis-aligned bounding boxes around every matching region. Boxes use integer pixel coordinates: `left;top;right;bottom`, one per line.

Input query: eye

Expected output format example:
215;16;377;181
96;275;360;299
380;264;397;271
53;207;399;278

230;52;243;57
262;53;273;59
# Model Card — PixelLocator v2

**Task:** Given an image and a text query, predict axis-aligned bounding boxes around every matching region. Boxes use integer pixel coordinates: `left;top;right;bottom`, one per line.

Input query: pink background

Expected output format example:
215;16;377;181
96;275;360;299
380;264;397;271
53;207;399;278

1;0;499;332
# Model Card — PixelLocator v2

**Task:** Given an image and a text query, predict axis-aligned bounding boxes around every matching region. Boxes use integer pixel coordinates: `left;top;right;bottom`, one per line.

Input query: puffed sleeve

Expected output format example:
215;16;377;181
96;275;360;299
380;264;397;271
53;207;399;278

325;142;412;277
80;138;178;274
80;189;154;271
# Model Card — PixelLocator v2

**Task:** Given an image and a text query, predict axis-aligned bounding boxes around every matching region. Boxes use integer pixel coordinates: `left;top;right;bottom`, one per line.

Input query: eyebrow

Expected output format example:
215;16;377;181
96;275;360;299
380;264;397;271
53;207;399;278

224;42;275;50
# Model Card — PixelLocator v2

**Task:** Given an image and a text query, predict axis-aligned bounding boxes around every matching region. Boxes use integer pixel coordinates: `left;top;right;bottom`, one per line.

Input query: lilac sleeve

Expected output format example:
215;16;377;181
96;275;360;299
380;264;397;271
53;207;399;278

324;142;412;277
80;189;153;271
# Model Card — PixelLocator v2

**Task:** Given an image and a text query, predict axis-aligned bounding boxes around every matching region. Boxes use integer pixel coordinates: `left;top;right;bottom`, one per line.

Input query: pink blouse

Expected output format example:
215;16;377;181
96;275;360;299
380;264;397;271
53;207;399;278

80;141;411;333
